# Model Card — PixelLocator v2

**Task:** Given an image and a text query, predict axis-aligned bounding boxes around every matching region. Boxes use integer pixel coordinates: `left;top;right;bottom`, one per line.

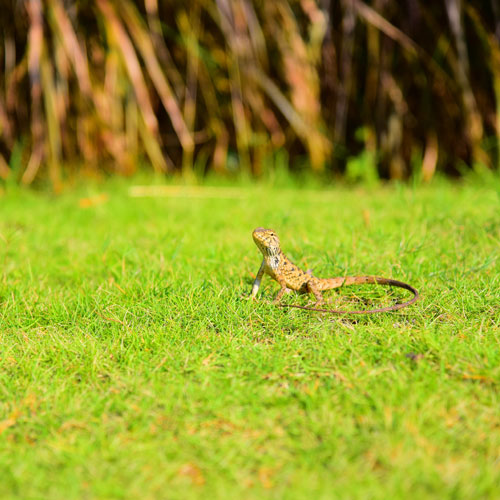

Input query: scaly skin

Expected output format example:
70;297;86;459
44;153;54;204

251;227;419;312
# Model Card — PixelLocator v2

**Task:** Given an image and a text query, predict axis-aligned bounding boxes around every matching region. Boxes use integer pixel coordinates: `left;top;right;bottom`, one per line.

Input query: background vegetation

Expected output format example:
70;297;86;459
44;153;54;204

1;0;500;188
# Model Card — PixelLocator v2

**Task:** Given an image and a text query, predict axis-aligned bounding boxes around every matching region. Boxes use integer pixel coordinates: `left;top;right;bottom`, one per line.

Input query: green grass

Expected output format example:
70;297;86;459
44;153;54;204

0;179;499;499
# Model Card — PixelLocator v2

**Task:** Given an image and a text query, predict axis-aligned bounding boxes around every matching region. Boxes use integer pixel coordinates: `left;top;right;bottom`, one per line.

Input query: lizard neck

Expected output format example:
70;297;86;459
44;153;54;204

263;246;283;271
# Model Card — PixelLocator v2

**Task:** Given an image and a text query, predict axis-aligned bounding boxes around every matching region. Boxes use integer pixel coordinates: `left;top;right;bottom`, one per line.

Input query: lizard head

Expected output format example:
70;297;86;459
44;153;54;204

252;227;281;257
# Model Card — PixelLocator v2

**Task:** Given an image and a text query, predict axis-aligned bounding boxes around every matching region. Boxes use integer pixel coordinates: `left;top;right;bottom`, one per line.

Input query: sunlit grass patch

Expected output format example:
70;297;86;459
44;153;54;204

0;179;499;499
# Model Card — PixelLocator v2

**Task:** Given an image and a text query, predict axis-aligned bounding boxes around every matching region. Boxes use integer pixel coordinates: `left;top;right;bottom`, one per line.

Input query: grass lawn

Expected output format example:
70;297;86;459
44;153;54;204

0;179;499;499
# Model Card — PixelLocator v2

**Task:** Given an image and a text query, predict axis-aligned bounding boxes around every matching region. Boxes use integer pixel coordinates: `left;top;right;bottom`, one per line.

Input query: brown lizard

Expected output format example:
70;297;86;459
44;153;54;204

250;227;419;314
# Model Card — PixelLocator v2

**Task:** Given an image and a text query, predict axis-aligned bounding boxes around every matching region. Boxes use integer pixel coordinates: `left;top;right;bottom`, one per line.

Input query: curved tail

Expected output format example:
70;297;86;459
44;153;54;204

282;276;419;314
317;275;410;291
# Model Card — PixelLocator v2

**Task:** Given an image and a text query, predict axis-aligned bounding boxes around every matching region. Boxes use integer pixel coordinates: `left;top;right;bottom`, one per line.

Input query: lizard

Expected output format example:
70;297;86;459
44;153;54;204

250;227;419;314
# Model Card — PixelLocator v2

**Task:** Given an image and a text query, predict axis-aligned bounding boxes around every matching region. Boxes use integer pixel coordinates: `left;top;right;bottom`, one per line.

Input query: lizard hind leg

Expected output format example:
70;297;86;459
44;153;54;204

307;282;324;307
273;285;290;304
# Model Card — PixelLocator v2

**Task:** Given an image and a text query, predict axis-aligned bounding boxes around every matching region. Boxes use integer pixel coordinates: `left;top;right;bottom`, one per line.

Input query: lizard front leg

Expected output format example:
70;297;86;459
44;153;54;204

251;259;266;299
273;277;289;304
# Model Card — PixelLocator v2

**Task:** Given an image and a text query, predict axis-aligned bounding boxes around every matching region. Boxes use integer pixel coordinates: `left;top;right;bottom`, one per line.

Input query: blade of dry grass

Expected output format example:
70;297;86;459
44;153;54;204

177;5;200;176
465;3;500;169
96;0;168;173
353;0;418;55
445;0;485;166
121;0;194;154
193;59;229;172
250;66;330;152
334;0;356;146
48;0;92;97
128;184;247;198
0;92;13;149
422;132;439;182
125;92;139;159
3;34;17;115
216;0;252;174
272;0;329;170
0;153;9;179
22;0;44;184
40;47;62;189
138;112;173;173
144;0;185;100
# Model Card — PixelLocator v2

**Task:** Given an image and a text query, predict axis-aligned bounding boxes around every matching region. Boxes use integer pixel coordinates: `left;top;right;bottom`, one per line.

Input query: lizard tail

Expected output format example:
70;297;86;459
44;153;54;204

281;276;419;314
317;275;403;291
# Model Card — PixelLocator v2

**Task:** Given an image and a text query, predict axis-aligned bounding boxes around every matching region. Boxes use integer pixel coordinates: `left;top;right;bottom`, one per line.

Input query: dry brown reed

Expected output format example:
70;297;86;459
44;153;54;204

0;0;499;184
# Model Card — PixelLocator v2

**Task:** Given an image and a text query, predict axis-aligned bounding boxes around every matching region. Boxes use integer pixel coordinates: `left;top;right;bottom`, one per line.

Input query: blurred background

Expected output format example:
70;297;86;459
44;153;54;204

0;0;499;188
